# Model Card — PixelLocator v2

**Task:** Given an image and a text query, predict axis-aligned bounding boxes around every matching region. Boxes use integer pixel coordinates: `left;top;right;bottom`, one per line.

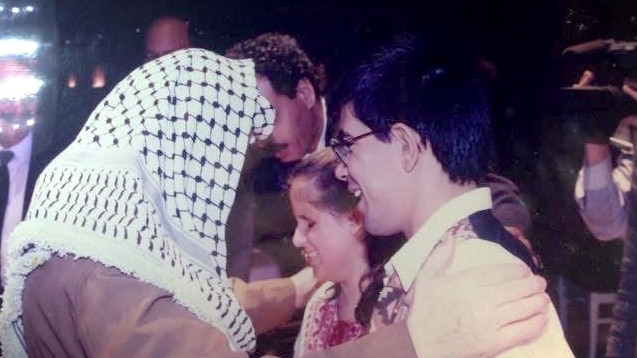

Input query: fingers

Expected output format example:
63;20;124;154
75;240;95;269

419;236;455;278
290;266;319;308
490;275;547;306
574;70;594;87
623;83;637;101
492;312;550;355
495;291;550;328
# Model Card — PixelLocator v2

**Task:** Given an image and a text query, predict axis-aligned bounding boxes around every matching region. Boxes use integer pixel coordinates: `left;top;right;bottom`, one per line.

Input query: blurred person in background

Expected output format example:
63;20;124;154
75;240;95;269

144;15;191;63
0;47;61;291
574;70;636;241
573;69;637;358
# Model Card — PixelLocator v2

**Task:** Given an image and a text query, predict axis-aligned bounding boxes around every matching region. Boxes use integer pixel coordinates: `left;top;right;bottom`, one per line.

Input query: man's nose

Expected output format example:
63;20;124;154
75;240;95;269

270;116;283;139
334;160;348;182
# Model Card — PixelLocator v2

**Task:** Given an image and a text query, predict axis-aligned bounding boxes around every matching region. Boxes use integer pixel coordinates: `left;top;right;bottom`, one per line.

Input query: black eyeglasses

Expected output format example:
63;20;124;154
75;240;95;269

329;130;378;164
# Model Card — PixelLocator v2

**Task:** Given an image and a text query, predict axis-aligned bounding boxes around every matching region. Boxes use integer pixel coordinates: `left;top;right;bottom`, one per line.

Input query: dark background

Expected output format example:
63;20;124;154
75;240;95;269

6;0;637;291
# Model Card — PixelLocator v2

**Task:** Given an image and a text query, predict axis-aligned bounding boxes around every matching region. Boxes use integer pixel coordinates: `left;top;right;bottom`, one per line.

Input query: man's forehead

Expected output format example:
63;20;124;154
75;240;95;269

335;106;370;136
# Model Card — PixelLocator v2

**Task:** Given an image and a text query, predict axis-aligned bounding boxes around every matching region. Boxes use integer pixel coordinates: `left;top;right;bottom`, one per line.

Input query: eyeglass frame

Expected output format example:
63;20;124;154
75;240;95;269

329;130;379;164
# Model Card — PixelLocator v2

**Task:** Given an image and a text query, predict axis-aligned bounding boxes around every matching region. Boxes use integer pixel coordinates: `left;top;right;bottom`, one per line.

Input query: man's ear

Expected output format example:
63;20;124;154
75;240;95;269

390;122;423;172
296;78;317;109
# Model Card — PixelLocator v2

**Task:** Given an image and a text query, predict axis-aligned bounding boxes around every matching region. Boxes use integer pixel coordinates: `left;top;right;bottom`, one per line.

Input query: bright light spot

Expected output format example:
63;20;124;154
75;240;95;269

0;38;39;57
0;6;4;12
67;73;77;88
12;123;19;130
25;5;34;12
11;6;18;14
0;76;44;100
26;118;35;126
91;64;106;88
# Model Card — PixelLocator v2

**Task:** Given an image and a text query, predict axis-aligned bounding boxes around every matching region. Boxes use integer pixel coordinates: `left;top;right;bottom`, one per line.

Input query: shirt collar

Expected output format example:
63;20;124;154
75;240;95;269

386;187;493;290
315;98;327;152
305;98;327;156
1;131;33;165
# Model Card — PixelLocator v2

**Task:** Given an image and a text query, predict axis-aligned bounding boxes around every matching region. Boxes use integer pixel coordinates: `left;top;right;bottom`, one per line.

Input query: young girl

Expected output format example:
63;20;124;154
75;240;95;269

287;149;400;356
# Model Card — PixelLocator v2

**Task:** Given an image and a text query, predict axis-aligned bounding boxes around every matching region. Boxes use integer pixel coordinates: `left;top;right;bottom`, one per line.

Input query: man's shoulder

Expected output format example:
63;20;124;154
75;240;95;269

447;238;527;274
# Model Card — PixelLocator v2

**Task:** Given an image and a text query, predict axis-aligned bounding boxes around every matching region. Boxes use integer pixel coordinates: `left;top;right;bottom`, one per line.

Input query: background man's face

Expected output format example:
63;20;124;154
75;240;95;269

0;60;38;147
256;75;316;163
144;18;190;62
0;98;36;148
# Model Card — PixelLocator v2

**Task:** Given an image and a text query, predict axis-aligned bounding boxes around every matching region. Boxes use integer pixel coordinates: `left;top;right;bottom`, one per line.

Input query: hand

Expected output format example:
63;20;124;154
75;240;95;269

573;69;595;87
623;79;637;101
406;238;549;358
605;81;637;152
290;266;321;308
610;114;637;149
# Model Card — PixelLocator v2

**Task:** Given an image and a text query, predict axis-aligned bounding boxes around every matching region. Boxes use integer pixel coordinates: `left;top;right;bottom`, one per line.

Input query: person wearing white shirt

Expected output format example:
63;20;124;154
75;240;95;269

0;58;43;287
571;70;637;241
330;35;573;356
575;138;632;241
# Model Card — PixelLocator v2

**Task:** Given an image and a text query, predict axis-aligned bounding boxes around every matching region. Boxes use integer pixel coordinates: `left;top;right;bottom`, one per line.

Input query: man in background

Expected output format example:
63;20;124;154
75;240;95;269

224;33;327;280
0;53;59;289
144;16;191;62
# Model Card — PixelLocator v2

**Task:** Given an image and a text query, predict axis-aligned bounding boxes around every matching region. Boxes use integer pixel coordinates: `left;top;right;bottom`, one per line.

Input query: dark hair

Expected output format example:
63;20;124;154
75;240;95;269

287;149;400;327
225;32;325;99
333;34;494;183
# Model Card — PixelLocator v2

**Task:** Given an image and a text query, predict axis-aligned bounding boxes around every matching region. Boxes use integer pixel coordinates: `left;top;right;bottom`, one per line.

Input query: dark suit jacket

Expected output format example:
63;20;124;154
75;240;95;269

22;124;71;219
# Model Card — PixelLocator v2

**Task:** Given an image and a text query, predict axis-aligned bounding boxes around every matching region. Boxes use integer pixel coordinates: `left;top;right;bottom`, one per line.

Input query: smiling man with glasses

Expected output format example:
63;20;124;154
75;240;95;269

329;35;573;357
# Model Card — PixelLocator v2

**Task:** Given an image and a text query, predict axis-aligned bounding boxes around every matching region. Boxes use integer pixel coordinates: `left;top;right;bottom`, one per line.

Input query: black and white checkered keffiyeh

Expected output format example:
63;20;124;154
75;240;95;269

0;48;274;356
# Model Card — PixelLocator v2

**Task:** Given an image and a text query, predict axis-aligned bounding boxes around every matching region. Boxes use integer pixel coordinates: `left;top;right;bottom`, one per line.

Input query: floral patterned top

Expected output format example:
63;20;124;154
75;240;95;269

294;282;368;357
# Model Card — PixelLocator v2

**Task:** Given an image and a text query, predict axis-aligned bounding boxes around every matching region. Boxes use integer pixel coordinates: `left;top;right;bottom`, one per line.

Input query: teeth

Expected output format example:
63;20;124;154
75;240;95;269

302;251;318;262
353;189;362;198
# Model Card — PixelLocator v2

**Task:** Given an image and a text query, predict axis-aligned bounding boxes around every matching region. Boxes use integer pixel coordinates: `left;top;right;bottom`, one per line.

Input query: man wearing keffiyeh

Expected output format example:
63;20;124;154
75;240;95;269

0;48;295;357
0;48;552;358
